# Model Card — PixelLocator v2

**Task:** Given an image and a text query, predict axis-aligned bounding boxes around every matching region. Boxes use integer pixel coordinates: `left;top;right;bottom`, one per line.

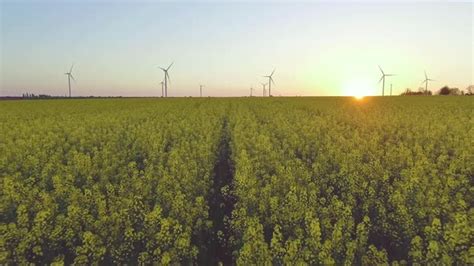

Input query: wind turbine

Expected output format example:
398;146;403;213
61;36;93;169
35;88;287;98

158;62;173;97
64;64;75;97
200;84;204;97
263;69;275;96
160;81;164;97
390;83;393;96
378;65;395;96
422;71;435;93
250;86;253;97
261;82;267;97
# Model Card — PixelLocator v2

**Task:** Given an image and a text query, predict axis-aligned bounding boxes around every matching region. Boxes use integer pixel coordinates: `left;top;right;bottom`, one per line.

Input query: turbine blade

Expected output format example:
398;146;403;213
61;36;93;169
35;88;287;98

270;68;275;76
70;74;76;82
424;70;427;80
159;67;166;71
379;76;384;83
70;64;74;73
167;62;174;71
378;65;384;75
166;72;170;83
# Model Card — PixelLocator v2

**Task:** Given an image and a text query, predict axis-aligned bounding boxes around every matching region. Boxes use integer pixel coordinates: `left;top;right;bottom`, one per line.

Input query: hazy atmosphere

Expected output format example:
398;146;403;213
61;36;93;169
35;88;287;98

1;1;473;97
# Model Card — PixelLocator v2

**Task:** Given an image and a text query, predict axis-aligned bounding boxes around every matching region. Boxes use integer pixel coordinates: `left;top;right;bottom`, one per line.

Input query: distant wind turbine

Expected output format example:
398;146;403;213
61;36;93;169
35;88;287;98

250;86;253;97
64;64;76;97
200;84;204;97
422;71;435;93
263;69;275;96
390;83;393;96
158;62;173;97
261;82;267;97
378;65;395;96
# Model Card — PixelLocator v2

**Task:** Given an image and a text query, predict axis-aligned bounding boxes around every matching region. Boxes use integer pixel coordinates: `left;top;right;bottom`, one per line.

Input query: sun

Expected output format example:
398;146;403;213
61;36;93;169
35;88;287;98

343;79;376;99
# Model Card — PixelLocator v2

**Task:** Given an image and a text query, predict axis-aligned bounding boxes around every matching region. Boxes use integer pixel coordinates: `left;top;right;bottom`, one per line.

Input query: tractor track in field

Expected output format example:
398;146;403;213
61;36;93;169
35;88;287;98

198;118;235;265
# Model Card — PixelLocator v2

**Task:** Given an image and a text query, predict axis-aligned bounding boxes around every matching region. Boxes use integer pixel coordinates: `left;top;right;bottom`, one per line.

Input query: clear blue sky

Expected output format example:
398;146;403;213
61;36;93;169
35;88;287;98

1;1;472;97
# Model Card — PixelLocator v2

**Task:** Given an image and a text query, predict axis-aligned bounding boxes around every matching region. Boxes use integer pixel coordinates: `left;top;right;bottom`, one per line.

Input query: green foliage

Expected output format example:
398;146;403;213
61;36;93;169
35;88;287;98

1;97;472;264
0;99;224;264
237;219;271;265
227;97;473;264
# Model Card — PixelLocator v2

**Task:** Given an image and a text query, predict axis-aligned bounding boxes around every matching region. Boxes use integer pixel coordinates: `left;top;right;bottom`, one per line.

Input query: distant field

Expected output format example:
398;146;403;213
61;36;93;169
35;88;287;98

1;97;473;264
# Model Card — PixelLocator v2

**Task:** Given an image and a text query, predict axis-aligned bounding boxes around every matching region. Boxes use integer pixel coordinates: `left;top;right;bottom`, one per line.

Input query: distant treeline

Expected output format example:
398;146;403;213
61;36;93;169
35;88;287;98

401;85;473;96
3;87;473;99
1;93;126;100
22;93;54;98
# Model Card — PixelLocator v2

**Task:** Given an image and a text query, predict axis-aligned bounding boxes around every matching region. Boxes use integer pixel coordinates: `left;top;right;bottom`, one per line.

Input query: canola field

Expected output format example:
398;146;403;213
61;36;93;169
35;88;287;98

1;97;472;264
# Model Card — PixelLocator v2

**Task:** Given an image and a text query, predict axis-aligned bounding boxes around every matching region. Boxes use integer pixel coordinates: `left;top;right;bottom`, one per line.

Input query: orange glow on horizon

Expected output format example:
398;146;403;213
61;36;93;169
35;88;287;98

343;78;377;100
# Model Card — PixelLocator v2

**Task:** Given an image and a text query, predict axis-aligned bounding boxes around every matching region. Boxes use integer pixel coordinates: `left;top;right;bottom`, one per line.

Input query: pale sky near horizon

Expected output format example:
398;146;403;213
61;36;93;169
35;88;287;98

1;1;473;97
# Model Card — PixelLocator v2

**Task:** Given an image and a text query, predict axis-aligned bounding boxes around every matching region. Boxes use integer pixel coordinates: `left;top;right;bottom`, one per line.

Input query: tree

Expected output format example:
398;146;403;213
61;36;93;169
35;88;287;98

401;88;431;96
465;85;473;95
439;86;451;95
438;86;461;95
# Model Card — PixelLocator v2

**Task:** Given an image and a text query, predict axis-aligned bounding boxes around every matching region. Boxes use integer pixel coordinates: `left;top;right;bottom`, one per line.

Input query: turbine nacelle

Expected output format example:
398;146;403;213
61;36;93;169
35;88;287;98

264;69;276;85
158;63;173;85
65;63;76;81
422;71;435;83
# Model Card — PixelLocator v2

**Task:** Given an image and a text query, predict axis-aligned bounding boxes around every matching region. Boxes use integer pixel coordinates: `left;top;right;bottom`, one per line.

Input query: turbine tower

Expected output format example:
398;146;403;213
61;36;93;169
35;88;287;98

64;64;75;97
250;86;254;97
390;83;393;96
160;81;164;97
263;69;275;96
200;84;204;97
158;62;173;97
261;82;267;97
422;71;434;93
378;65;394;96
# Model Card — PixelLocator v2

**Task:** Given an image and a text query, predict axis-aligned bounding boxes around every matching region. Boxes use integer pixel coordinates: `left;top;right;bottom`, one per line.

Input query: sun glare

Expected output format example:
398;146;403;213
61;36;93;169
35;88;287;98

343;79;376;100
